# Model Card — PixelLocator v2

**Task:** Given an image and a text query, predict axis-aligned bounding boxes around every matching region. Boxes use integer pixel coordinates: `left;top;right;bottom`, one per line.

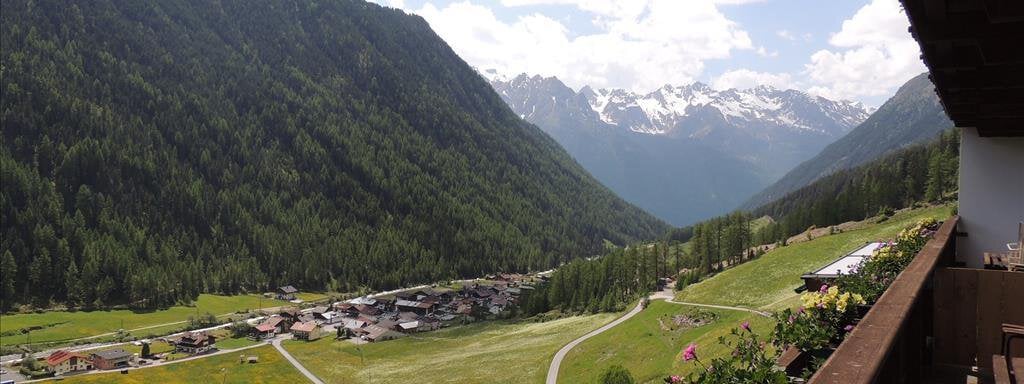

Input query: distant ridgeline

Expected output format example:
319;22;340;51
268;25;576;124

539;129;959;313
0;0;667;310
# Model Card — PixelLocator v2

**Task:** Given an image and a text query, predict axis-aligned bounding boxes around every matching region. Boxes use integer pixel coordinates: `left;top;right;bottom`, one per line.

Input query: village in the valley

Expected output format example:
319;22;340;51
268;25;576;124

9;273;544;381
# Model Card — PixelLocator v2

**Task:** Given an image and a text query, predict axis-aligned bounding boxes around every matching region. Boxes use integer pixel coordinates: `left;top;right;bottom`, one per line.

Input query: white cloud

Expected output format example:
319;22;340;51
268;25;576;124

802;0;924;101
755;46;778;58
406;0;753;92
712;69;792;90
776;29;796;41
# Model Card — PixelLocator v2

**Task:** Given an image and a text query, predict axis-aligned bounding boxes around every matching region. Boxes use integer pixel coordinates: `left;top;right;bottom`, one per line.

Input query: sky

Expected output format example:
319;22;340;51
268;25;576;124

370;0;926;107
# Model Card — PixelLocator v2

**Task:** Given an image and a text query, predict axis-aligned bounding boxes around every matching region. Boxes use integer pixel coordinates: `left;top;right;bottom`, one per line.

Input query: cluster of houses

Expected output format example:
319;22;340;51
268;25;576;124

32;275;539;378
249;276;533;343
40;331;217;377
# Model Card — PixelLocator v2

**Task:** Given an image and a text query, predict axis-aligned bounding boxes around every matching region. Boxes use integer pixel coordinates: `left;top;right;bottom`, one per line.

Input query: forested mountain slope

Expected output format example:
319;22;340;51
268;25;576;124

742;73;953;209
0;0;666;309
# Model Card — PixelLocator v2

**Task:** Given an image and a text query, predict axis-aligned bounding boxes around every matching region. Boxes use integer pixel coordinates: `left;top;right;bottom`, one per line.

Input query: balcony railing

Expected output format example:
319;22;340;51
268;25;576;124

809;216;959;383
809;215;1024;383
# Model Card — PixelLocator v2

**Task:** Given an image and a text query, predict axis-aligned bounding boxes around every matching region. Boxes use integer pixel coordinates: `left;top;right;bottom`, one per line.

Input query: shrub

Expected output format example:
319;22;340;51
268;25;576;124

600;365;635;384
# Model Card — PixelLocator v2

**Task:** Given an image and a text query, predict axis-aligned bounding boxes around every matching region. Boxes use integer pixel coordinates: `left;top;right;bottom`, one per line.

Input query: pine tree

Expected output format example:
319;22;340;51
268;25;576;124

0;250;17;311
64;260;81;307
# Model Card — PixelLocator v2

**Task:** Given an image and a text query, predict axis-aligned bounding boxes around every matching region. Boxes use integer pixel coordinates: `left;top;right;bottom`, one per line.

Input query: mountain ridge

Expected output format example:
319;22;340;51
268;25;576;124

485;71;871;225
740;73;954;210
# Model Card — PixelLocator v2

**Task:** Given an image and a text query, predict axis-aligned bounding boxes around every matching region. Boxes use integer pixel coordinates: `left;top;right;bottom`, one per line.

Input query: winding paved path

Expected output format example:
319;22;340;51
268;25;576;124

272;337;324;384
545;288;771;384
545;300;645;384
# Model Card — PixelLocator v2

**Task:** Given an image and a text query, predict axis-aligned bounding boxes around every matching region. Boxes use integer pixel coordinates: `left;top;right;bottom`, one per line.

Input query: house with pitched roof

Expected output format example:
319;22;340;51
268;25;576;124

45;350;92;375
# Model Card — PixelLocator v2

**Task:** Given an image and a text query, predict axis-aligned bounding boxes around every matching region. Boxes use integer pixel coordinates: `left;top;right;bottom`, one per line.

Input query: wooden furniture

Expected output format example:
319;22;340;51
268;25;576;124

994;324;1024;384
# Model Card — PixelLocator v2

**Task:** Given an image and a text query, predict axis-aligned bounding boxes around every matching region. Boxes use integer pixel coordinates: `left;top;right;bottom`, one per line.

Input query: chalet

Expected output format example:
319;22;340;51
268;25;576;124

342;318;367;332
290;321;323;341
90;348;131;370
397;311;420;322
253;322;278;340
398;321;421;333
349;297;377;306
315;310;343;325
309;306;330;315
252;316;285;339
395;292;415;301
375;319;399;331
278;308;302;328
45;350;92;375
335;303;360;317
173;332;216;355
395;299;434;315
363;324;402;342
355;304;380;316
297;313;316;324
276;285;298;300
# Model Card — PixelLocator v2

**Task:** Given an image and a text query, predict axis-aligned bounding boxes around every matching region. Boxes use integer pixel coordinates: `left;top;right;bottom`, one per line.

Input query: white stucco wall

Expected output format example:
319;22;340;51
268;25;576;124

956;127;1024;268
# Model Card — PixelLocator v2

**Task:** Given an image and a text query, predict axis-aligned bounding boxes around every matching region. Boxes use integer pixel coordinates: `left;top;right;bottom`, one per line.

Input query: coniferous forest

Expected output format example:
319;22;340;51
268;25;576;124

0;0;668;311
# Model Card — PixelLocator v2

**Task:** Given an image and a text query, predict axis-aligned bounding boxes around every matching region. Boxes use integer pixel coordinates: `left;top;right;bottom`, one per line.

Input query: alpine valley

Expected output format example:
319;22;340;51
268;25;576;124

484;71;871;225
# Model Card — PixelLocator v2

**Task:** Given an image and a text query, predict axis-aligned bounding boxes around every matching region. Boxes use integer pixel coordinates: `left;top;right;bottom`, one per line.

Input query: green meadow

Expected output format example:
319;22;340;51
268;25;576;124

0;293;327;347
676;205;953;309
284;313;620;383
558;300;773;383
59;345;303;384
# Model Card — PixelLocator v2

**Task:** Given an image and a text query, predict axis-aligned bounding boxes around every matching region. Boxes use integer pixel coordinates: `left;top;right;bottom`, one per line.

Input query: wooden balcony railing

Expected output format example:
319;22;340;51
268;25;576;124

809;216;959;384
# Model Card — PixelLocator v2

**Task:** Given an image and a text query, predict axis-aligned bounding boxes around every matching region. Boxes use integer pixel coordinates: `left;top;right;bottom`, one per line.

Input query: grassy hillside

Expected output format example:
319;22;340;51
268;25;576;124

284;313;619;383
0;293;325;347
58;345;302;384
558;301;772;383
676;205;952;308
558;205;952;383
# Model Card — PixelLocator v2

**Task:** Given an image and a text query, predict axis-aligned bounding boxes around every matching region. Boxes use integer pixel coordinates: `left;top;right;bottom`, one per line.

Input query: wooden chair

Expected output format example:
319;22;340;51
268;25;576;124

994;323;1024;384
1008;223;1023;272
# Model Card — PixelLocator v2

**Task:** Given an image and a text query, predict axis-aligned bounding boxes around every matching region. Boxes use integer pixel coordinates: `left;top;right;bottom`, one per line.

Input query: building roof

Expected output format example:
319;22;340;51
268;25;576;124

47;350;89;366
177;331;215;345
901;0;1024;137
279;285;298;294
263;315;285;327
255;323;277;332
348;297;377;305
290;321;318;333
343;319;367;329
91;348;131;361
398;321;420;330
376;319;399;330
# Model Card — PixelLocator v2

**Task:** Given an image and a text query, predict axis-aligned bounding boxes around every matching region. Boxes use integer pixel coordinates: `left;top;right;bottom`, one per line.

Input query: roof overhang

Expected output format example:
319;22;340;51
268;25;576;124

901;0;1024;137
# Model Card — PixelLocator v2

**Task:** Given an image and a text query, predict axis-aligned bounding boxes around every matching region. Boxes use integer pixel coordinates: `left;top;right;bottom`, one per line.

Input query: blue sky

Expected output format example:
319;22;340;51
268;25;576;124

373;0;925;107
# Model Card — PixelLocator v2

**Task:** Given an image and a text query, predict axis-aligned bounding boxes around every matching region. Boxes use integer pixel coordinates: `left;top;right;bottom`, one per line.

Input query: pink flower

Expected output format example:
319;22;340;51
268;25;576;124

670;375;682;383
740;321;751;332
683;343;698;361
787;315;796;324
819;284;829;293
844;325;855;332
797;307;805;314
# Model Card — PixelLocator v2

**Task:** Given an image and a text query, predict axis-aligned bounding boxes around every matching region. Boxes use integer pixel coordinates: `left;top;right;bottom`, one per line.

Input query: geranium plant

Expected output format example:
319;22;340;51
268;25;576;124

680;322;788;383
